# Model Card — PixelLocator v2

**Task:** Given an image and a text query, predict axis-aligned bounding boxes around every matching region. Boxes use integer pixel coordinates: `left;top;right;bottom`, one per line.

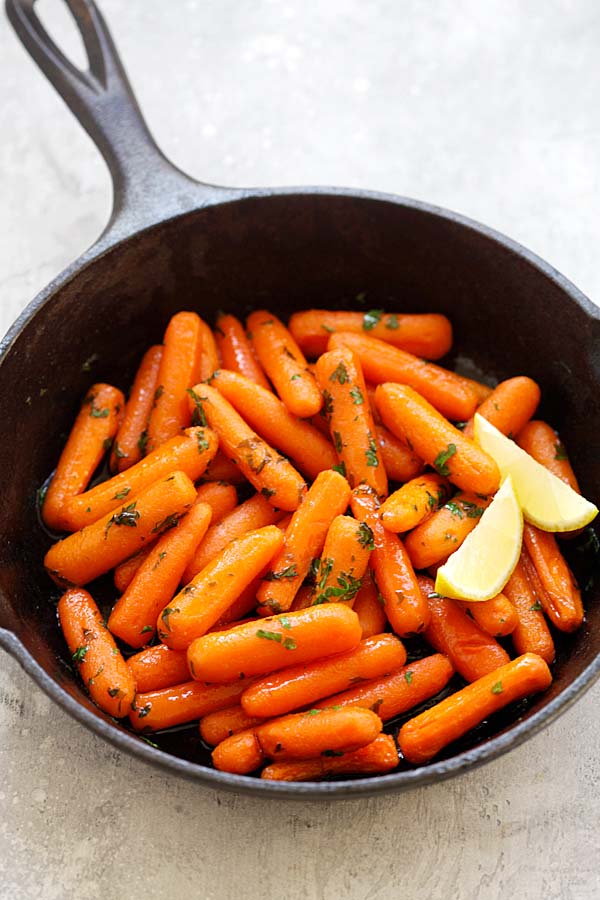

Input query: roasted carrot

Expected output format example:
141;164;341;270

187;384;307;511
522;524;584;632
350;485;429;637
62;427;218;532
210;368;337;480
215;313;271;389
315;347;388;497
197;316;220;381
58;587;135;717
398;653;552;764
503;559;555;664
126;645;190;693
108;500;213;647
110;346;162;473
380;474;450;533
517;420;581;493
289;309;453;359
128;678;255;732
201;450;246;484
187;604;362;682
404;492;491;569
352;569;387;637
200;705;264;746
376;424;425;482
375;384;500;495
459;593;519;638
311;515;372;606
45;471;198;587
43;383;124;531
247;310;322;418
158;525;285;650
256;470;351;615
241;634;406;717
328;332;478;421
261;734;399;781
463;376;541;439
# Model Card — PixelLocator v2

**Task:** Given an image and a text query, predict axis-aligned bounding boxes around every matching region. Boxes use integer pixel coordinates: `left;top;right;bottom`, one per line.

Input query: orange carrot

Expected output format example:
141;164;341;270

215;313;271;390
210;581;261;629
380;474;450;533
404;492;491;569
146;312;204;452
110;346;162;472
114;550;150;593
247;310;322;417
290;584;314;612
201;450;246;484
375;383;500;495
43;384;124;531
108;501;212;647
200;705;264;746
58;588;135;717
503;558;555;664
522;524;584;632
126;645;190;693
158;525;285;650
45;470;198;587
261;734;399;781
398;653;552;764
256;470;351;615
517;420;581;493
376;424;425;482
129;678;254;731
463;376;541;439
241;634;406;717
311;515;372;606
328;332;478;421
459;593;519;638
352;569;387;637
187;604;362;682
451;372;493;405
197;316;220;381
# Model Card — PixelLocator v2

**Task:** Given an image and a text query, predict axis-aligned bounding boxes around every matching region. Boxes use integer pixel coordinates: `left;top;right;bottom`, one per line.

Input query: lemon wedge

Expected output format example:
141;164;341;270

435;476;523;601
474;413;598;532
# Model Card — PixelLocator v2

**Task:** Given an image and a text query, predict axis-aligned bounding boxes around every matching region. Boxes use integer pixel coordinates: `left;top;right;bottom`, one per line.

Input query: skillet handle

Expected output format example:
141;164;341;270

5;0;228;237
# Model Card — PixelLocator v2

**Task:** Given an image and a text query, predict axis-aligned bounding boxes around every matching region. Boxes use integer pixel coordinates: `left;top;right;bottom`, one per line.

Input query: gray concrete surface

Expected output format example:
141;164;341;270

1;1;600;898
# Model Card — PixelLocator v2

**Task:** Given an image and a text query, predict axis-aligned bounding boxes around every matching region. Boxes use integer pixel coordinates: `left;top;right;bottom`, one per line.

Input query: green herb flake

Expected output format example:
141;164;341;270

107;687;122;698
307;709;321;716
404;670;414;685
530;600;543;611
196;431;211;453
386;314;399;330
333;430;344;454
186;388;208;427
102;437;113;452
362;309;384;331
72;646;88;664
160;607;179;633
264;565;298;582
279;616;292;630
112;487;130;501
454;421;467;431
137;430;148;455
446;500;464;519
135;702;151;719
111;648;119;656
140;625;154;634
356;522;375;550
290;374;301;381
350;386;364;406
36;483;49;511
434;443;457;477
314;570;363;605
282;638;297;650
329;362;349;384
321;324;335;333
153;551;168;571
332;461;347;477
90;405;109;419
554;442;568;461
365;434;379;468
461;500;484;519
154;385;164;405
491;681;503;695
105;501;140;537
322;390;334;417
152;513;181;534
261;487;276;499
256;629;283;644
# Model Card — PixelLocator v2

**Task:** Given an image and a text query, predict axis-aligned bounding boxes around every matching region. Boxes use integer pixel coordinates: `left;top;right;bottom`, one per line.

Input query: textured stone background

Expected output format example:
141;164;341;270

1;2;599;898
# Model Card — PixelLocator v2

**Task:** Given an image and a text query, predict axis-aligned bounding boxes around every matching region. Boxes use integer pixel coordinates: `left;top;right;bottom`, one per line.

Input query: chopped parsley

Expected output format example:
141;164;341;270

404;670;414;685
362;309;384;331
196;430;211;453
356;522;375;550
434;443;457;476
365;435;379;467
491;681;503;695
321;324;335;333
386;314;399;330
255;629;297;650
89;405;109;419
530;600;543;611
349;386;364;405
186;388;207;426
554;442;568;461
333;431;344;454
264;565;298;582
329;362;350;384
137;430;148;455
112;488;130;501
105;502;140;537
72;646;88;664
261;487;276;499
332;461;347;477
152;513;181;533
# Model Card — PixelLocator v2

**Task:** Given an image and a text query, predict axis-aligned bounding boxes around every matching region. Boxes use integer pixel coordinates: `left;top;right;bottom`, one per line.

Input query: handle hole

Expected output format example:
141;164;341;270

36;0;88;71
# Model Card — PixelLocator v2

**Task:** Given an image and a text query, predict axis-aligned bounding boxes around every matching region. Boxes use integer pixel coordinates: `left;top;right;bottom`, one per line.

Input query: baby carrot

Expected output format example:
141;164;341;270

158;525;285;650
503;558;555;664
126;645;190;693
197;316;220;381
215;313;271;389
315;347;388;498
62;427;218;532
380;474;450;533
351;485;429;637
352;569;387;637
241;634;407;718
188;383;307;511
129;678;255;732
261;734;399;781
451;372;493;405
201;450;245;485
398;653;552;764
200;706;265;746
187;604;362;682
256;470;351;615
522;524;584;632
328;332;478;421
45;471;198;587
110;346;162;472
463;376;541;439
376;424;425;483
311;515;372;606
146;312;204;452
517;420;581;493
375;384;500;495
459;593;519;638
290;585;314;612
404;492;491;569
247;310;322;417
210;368;337;480
114;549;149;593
288;309;453;359
58;587;135;717
43;383;124;531
211;581;261;629
108;501;213;647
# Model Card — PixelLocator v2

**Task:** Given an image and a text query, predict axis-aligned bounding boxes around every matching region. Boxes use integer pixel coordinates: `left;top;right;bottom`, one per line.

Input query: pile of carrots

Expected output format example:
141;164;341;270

41;306;586;780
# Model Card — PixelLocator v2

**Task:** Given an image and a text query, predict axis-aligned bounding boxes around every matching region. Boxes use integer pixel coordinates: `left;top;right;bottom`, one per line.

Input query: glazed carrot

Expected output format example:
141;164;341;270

126;645;190;693
62;427;218;532
517;420;581;493
398;653;552;764
43;383;124;531
158;525;285;650
187;604;362;682
290;584;314;612
261;734;398;781
522;524;584;632
188;384;307;511
315;347;388;497
463;376;541;439
45;471;198;587
375;384;500;495
451;372;493;405
114;549;150;593
376;424;425;482
110;346;162;472
311;515;372;606
58;587;135;717
418;575;510;681
328;332;478;421
211;581;260;628
380;474;450;533
212;706;382;774
241;634;406;717
129;678;255;731
503;559;555;664
183;493;285;582
288;309;453;359
210;368;337;480
459;593;519;638
314;653;455;722
200;706;264;746
215;313;271;390
256;470;351;615
247;310;322;417
352;569;387;637
351;485;429;637
404;492;491;569
197;316;220;381
201;450;245;485
108;501;213;647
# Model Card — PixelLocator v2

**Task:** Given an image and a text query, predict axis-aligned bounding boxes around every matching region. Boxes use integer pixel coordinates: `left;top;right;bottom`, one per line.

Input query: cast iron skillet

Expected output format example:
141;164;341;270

3;0;600;799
